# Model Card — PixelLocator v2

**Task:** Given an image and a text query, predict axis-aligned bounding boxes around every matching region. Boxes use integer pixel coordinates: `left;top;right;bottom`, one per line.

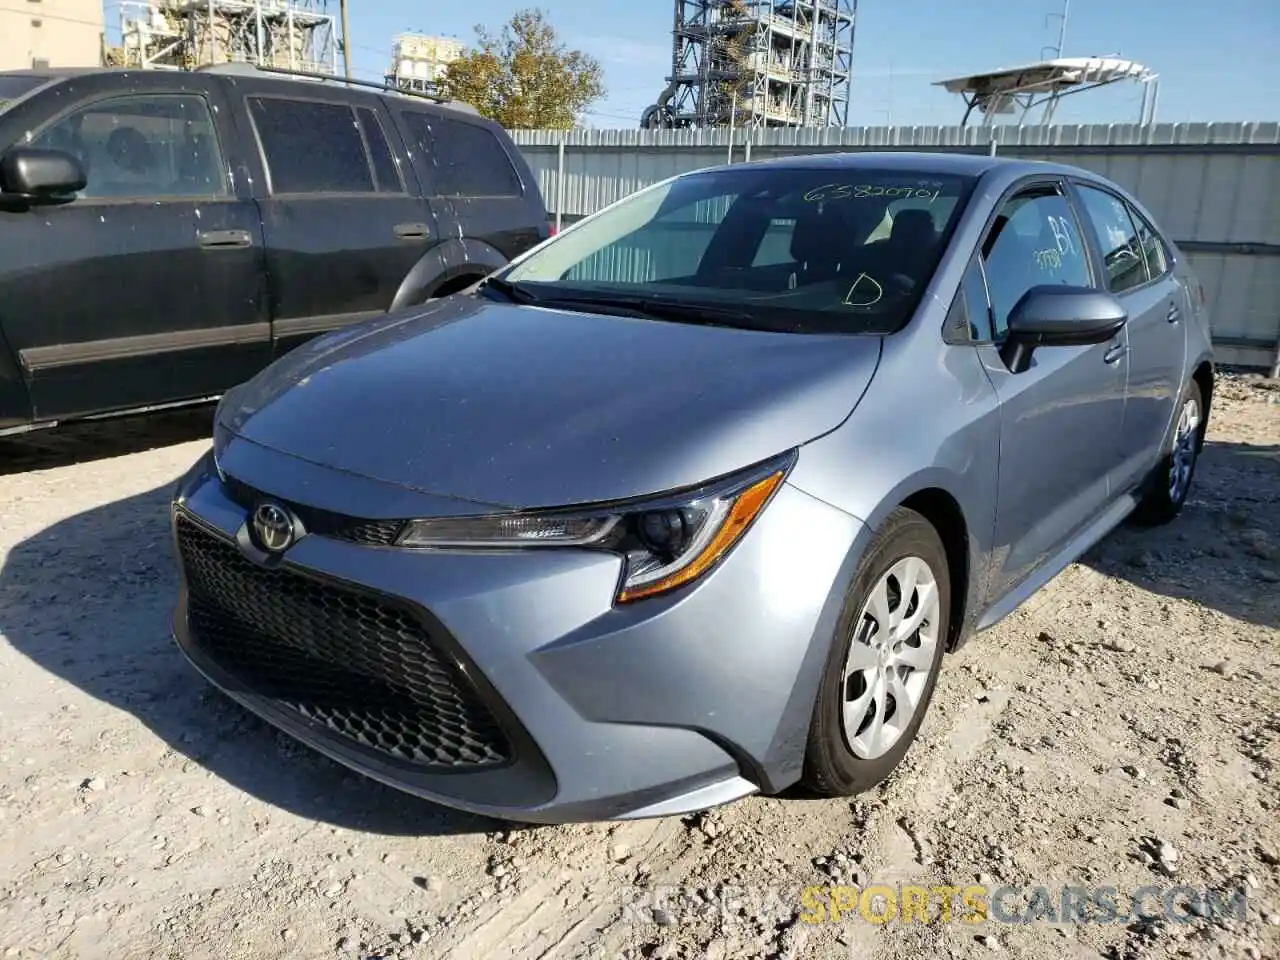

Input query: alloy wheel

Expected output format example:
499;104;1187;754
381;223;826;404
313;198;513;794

1168;393;1202;503
840;555;941;760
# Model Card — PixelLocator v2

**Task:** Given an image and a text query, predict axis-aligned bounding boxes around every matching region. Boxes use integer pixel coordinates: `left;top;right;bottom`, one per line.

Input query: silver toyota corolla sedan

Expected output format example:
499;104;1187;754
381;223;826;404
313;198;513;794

170;152;1214;824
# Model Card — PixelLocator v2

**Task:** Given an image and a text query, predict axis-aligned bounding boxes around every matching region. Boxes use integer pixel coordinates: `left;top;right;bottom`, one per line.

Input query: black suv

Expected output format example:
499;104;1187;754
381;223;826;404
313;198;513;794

0;65;550;436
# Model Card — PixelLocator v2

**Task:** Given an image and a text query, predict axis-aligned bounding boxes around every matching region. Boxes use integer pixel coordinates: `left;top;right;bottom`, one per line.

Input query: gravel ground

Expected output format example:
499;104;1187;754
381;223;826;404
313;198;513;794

0;372;1277;960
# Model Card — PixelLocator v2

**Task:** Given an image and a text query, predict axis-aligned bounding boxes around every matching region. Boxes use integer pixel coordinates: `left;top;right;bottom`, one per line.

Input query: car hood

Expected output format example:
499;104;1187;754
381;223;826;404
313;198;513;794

218;295;882;510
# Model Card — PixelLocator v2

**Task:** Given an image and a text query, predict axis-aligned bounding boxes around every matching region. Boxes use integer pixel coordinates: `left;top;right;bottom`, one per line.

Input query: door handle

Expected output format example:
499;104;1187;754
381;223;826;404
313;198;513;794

393;222;430;241
1166;303;1181;323
197;229;253;249
1103;342;1128;365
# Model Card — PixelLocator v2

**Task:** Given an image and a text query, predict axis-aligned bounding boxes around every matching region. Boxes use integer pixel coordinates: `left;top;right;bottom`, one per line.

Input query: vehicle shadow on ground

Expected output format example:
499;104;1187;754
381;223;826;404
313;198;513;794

1081;440;1280;631
0;407;217;475
0;475;497;837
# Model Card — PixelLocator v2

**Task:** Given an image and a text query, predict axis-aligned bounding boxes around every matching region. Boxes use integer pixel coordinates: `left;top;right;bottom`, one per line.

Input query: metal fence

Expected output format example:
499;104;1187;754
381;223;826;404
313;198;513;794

510;123;1280;372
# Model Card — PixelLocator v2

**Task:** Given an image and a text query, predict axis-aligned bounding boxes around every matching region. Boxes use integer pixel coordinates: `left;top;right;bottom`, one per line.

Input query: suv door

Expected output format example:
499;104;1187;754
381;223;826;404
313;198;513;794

1070;181;1187;494
0;75;268;421
233;85;438;353
969;180;1129;601
394;109;544;263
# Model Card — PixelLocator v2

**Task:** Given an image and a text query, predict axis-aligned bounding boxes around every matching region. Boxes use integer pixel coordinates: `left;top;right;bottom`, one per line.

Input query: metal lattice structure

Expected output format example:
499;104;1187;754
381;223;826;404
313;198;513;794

642;0;856;129
110;0;337;74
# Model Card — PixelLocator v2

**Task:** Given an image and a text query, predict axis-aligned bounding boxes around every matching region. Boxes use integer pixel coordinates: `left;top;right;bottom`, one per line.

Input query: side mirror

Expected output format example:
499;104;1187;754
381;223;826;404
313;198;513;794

1000;285;1128;374
0;147;86;205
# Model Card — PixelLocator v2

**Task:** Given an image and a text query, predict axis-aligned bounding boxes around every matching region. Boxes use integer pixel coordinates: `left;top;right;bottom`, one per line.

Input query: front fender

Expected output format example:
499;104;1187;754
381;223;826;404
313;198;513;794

389;238;510;312
786;336;1003;646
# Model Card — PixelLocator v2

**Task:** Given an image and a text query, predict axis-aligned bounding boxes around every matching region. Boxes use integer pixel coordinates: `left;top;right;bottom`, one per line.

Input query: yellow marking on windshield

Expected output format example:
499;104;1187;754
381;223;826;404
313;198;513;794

843;272;884;307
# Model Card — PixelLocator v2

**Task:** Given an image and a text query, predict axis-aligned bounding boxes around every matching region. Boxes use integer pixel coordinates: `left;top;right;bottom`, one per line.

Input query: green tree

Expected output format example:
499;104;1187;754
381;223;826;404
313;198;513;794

440;9;605;129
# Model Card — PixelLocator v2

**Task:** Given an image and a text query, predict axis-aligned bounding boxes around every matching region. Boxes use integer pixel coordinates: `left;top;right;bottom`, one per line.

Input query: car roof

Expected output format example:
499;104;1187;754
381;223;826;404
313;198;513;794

0;68;85;83
0;66;481;118
695;150;1085;180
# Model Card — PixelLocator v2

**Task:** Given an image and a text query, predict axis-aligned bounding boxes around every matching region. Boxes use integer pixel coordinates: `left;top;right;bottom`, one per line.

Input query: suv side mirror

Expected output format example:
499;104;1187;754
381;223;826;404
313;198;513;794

0;147;86;204
1000;285;1128;374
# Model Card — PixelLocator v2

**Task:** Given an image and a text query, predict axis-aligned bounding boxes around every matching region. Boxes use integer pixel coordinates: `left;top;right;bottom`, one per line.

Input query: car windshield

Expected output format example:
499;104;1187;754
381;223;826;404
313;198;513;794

0;76;49;113
499;165;978;334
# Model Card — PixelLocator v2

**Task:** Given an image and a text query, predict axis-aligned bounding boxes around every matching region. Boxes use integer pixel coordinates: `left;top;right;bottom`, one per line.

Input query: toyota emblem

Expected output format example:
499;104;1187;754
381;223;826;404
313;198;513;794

252;501;295;553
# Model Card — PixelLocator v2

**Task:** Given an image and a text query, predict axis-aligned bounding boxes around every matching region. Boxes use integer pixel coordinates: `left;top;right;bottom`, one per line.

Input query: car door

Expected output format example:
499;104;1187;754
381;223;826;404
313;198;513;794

1070;181;1187;494
393;108;544;262
968;180;1130;602
0;74;269;421
233;85;439;354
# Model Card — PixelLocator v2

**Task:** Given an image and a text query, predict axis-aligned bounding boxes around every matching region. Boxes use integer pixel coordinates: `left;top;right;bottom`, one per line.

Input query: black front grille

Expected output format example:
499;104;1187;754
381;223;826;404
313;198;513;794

222;476;404;546
176;514;509;769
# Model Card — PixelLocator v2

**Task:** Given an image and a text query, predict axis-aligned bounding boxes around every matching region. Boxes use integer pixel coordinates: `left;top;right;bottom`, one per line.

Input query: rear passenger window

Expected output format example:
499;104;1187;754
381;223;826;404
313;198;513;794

356;107;402;193
249;97;373;195
1128;205;1170;278
1075;184;1149;293
400;112;522;197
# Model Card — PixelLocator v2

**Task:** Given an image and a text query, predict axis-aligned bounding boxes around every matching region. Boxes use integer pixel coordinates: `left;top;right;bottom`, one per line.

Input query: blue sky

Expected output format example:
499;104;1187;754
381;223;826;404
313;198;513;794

344;0;1274;127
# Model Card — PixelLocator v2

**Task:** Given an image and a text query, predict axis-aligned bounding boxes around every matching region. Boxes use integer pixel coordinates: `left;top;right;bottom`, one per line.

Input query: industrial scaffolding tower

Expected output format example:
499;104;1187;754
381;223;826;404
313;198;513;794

642;0;856;129
110;0;338;74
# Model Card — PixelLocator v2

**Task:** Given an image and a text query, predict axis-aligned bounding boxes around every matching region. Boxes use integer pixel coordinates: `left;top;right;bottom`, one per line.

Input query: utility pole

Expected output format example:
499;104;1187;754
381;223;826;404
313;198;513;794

726;89;737;163
1046;0;1070;57
339;0;353;80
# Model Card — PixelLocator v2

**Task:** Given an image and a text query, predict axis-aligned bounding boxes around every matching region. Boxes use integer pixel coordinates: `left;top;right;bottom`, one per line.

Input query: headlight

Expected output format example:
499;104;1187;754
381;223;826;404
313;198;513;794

397;452;795;603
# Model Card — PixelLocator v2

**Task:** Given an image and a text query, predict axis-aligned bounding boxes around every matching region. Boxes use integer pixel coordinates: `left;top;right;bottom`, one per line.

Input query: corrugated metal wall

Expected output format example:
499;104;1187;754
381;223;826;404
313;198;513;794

510;123;1280;370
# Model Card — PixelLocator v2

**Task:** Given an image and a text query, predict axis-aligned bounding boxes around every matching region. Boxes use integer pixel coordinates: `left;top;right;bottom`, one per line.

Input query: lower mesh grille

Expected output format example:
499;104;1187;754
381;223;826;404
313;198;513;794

176;513;509;768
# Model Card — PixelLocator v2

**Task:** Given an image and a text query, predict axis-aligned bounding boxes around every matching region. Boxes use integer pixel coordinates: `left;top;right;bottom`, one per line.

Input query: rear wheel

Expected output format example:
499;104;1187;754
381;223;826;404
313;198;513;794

1131;380;1204;526
802;507;950;796
403;274;488;309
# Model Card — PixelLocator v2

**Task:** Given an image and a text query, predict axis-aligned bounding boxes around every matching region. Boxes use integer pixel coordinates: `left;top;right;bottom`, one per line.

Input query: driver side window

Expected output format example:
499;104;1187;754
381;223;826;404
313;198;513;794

981;186;1091;339
26;94;227;200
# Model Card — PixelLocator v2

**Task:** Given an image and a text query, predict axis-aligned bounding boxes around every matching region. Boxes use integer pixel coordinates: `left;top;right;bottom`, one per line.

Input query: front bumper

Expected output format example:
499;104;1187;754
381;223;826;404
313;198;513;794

170;441;863;824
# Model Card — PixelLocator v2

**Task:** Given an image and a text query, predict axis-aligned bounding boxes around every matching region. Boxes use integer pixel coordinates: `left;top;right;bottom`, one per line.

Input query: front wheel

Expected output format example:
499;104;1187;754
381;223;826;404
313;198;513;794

1131;380;1204;526
801;507;950;796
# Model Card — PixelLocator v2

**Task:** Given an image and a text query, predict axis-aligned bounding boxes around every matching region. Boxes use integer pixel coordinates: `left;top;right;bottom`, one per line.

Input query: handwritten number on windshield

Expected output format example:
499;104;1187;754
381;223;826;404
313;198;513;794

804;184;942;204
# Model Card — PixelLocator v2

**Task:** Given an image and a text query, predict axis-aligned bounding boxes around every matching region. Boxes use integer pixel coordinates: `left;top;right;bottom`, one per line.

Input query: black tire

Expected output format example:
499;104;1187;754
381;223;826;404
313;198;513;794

801;507;950;796
1131;379;1205;527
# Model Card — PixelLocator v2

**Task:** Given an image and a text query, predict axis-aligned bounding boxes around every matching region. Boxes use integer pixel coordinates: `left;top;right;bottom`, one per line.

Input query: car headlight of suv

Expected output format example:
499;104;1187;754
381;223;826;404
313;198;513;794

397;451;795;603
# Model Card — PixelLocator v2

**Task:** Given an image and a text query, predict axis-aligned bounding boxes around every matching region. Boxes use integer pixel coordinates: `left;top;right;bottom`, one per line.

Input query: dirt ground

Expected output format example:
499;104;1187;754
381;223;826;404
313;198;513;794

0;372;1277;960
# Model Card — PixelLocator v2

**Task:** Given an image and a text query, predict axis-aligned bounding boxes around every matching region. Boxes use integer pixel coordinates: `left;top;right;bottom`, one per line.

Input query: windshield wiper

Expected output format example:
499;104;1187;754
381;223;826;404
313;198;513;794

529;293;760;329
480;281;762;329
479;275;539;304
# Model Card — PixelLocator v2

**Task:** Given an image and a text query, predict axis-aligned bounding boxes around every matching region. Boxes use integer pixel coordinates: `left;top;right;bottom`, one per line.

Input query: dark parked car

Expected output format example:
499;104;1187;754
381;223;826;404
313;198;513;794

172;152;1214;824
0;65;549;437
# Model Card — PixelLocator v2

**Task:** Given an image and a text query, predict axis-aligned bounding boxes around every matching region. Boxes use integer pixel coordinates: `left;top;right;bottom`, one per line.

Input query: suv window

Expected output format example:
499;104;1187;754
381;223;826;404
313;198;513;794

981;186;1091;339
1074;184;1149;293
1128;205;1170;278
27;94;226;199
400;112;522;197
249;97;374;195
356;106;403;193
